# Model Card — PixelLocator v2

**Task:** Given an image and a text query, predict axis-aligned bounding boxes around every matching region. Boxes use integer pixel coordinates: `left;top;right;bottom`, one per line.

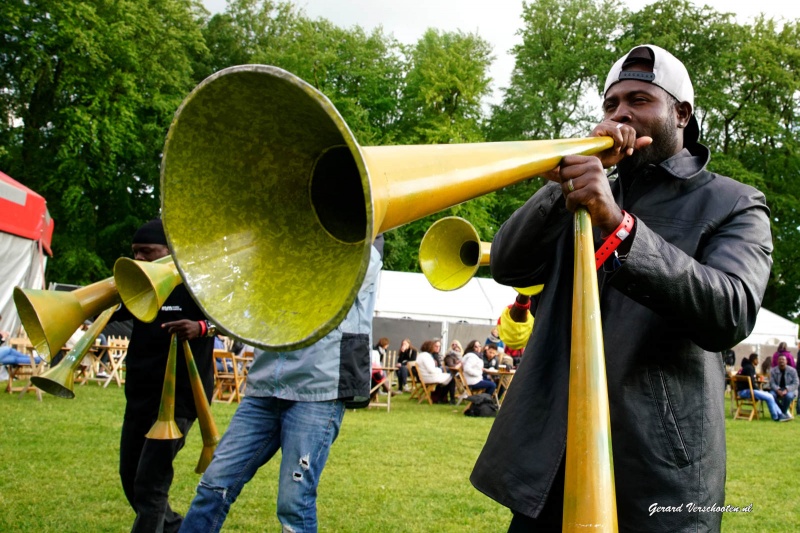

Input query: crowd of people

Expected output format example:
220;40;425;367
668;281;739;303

732;343;798;422
371;329;520;405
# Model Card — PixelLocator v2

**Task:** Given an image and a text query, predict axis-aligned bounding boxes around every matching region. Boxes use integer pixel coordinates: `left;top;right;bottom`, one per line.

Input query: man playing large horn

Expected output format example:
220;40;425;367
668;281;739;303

471;44;773;532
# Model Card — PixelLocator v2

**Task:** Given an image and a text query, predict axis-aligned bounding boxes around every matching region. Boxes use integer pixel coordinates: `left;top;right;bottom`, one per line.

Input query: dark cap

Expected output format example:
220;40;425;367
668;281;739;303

132;218;167;245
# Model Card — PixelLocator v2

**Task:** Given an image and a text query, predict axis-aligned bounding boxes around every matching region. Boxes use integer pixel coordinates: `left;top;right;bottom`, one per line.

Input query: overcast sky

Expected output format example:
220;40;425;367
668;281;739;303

202;0;799;105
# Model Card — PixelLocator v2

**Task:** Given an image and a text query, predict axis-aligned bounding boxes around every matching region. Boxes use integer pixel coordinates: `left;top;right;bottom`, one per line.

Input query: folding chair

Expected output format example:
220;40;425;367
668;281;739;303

213;350;241;403
406;361;423;401
454;368;488;412
368;369;392;412
412;367;439;406
731;375;760;421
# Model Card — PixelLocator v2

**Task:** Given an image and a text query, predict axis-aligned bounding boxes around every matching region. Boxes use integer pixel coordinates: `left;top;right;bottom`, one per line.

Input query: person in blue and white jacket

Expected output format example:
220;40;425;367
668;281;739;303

180;240;382;533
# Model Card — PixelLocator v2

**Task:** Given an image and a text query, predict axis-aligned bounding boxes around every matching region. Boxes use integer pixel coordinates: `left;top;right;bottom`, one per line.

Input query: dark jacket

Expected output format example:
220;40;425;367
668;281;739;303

112;284;215;421
736;360;759;392
470;143;772;532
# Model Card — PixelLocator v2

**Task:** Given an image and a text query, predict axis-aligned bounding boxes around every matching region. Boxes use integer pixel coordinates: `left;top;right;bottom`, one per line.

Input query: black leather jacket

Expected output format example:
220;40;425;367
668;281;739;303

470;143;772;532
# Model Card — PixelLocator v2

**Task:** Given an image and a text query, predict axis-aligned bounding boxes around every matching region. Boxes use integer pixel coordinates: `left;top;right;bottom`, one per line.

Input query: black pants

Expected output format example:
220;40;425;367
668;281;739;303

508;457;565;532
120;416;194;533
396;364;409;389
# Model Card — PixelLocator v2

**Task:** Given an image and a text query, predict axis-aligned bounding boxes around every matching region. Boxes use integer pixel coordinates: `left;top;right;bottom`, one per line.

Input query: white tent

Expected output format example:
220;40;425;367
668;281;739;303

0;171;53;338
375;270;517;325
739;307;797;348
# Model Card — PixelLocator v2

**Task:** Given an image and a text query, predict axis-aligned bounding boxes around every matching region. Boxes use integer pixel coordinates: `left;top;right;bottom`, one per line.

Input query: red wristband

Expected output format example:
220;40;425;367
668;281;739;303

595;211;634;270
513;299;531;310
198;320;207;336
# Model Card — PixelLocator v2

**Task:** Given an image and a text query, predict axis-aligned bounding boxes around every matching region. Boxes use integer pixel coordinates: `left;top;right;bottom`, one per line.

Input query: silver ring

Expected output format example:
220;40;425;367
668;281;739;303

567;179;575;192
616;122;624;129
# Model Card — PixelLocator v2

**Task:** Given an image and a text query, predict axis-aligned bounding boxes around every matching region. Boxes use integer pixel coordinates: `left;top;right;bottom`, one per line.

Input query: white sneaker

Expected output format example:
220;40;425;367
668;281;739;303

96;371;110;379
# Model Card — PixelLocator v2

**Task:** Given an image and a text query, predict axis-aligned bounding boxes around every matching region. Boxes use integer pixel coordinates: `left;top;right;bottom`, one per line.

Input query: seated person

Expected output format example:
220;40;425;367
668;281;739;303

737;354;792;422
370;349;397;397
395;338;417;392
0;345;42;365
416;339;456;404
485;327;505;353
769;354;798;416
771;342;797;368
443;340;463;369
481;343;500;374
462;347;496;396
497;347;515;369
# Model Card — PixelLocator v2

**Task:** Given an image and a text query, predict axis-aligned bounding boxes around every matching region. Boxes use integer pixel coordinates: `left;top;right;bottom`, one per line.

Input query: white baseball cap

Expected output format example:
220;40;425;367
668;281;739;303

604;44;699;144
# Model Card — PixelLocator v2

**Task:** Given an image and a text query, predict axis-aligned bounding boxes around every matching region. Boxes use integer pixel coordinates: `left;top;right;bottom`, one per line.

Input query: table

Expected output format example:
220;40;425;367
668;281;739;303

80;344;127;388
486;368;516;405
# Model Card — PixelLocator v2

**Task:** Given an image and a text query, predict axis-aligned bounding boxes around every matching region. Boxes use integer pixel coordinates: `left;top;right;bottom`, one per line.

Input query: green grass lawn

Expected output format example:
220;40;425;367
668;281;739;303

0;382;797;532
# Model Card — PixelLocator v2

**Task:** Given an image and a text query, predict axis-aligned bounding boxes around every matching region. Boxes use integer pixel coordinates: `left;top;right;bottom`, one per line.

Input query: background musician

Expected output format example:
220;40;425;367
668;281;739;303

112;218;215;533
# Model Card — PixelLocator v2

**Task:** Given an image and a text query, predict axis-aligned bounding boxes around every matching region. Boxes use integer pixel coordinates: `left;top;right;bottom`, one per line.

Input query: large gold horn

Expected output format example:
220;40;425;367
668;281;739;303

419;216;490;291
13;278;120;360
30;306;117;398
161;64;613;350
182;340;221;474
114;256;182;323
145;334;183;440
562;208;617;530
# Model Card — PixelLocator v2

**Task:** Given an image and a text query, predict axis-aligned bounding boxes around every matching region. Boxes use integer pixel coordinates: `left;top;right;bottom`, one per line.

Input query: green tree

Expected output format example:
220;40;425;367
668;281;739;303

383;29;496;272
0;0;208;283
619;1;800;317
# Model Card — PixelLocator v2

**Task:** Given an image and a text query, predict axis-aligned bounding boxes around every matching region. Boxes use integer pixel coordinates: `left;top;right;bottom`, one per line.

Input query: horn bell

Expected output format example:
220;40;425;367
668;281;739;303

419;216;491;291
114;256;182;323
30;306;117;398
13;279;120;360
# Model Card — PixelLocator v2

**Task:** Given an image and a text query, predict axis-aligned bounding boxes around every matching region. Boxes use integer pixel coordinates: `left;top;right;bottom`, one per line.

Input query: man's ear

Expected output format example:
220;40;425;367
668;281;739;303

676;101;692;127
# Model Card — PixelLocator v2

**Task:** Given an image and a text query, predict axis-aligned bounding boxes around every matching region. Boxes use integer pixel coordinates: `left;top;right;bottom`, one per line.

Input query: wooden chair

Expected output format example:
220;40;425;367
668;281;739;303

213;350;241;403
454;367;488;412
406;361;423;401
731;375;760;421
4;337;45;401
233;352;252;398
412;365;439;406
381;350;398;390
453;368;486;406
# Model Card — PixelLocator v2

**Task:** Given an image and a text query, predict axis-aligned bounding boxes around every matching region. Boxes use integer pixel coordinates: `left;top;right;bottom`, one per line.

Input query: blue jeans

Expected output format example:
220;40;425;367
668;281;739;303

470;379;497;396
771;390;797;414
0;346;42;365
180;397;345;533
738;389;782;419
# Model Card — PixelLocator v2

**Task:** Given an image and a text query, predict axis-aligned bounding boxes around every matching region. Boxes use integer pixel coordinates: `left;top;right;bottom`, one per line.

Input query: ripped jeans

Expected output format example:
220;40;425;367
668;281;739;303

179;397;345;533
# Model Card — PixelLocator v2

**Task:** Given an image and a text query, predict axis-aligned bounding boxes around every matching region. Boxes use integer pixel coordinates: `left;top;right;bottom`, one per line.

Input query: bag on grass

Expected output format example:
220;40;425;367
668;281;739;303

464;393;498;417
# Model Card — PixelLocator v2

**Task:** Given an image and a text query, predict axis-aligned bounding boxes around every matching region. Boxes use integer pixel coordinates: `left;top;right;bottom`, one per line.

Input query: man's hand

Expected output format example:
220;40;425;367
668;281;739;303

558;155;624;234
162;319;203;341
549;121;655;234
590;120;652;169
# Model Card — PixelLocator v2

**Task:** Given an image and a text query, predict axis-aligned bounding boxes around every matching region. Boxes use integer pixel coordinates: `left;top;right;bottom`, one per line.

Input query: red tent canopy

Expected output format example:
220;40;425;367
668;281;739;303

0;171;54;255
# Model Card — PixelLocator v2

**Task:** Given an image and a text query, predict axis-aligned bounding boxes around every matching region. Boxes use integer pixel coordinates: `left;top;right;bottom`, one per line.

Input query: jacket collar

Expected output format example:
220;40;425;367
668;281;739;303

658;142;710;180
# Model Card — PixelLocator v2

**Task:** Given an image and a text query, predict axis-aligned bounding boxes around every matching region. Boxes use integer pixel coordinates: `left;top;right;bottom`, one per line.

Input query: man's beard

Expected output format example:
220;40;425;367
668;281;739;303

617;118;681;176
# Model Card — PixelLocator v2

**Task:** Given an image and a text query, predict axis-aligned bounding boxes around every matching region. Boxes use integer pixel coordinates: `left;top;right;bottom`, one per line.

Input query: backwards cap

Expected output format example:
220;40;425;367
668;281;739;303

604;44;699;144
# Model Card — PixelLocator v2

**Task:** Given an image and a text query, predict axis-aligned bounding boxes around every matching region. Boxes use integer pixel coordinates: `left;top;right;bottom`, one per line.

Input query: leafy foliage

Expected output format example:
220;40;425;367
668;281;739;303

2;0;800;319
